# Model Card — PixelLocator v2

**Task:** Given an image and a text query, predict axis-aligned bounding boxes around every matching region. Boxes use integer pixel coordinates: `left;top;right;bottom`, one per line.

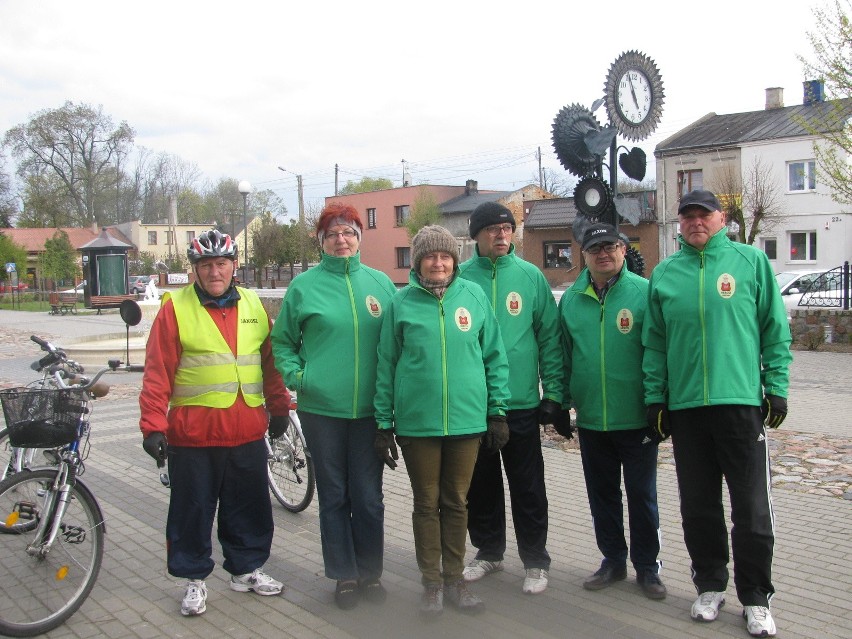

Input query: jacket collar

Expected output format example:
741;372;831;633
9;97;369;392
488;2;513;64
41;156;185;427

472;243;516;267
320;250;362;273
677;227;729;254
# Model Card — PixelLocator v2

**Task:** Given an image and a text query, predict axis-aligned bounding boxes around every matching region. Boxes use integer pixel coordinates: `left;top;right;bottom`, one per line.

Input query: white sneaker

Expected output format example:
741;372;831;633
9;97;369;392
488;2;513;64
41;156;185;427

462;559;503;582
229;568;284;595
691;591;725;621
743;606;777;637
181;580;207;616
522;568;549;594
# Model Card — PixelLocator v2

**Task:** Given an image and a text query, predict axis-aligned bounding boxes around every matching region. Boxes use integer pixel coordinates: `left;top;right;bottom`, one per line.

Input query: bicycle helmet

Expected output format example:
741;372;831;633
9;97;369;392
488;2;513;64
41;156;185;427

187;229;238;264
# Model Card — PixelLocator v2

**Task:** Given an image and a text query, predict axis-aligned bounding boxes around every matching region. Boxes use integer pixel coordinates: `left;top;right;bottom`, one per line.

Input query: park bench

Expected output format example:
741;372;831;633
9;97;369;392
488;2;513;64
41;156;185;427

90;294;137;314
48;292;79;316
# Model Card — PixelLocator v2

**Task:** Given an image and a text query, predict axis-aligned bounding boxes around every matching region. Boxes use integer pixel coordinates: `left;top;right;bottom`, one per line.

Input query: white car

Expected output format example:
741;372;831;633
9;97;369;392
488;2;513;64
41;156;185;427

776;269;845;318
60;281;87;299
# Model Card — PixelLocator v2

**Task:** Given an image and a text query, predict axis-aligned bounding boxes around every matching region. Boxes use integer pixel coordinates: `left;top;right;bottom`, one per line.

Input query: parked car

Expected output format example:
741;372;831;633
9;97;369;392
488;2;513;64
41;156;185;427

61;281;87;299
776;269;844;318
128;275;152;294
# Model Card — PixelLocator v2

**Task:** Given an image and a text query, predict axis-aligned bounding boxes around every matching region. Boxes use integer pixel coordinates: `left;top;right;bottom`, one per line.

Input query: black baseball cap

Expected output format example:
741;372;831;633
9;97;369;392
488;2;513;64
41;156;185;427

581;223;621;251
678;189;722;214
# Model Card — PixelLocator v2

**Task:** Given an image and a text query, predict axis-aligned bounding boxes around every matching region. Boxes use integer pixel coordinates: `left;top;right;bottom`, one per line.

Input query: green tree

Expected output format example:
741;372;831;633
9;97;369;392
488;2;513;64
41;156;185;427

0;232;28;286
798;0;852;204
3;101;135;227
404;187;443;237
338;176;394;195
39;230;79;288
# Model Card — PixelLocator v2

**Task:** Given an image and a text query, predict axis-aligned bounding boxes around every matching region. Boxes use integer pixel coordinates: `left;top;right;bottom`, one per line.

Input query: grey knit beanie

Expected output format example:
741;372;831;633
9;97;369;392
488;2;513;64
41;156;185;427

411;225;459;273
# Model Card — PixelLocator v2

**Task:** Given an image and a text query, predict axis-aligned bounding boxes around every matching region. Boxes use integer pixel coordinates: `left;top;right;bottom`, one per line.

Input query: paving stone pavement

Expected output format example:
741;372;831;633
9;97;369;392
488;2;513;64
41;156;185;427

0;310;849;639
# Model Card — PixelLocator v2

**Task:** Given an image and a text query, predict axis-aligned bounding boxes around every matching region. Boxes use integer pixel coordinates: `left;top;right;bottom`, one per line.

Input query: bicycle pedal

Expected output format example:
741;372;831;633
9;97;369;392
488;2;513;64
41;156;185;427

13;500;38;522
60;524;86;544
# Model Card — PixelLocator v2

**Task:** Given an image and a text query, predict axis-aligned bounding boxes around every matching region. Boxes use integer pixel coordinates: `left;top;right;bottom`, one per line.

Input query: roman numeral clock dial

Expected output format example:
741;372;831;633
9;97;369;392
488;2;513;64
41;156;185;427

604;51;664;141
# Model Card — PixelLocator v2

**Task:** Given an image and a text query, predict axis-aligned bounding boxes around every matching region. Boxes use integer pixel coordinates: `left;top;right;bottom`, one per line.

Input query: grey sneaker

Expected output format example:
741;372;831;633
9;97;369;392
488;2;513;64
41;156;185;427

181;580;207;616
444;579;484;614
462;559;503;582
691;591;725;621
419;582;443;618
522;568;549;594
229;569;284;595
743;606;776;637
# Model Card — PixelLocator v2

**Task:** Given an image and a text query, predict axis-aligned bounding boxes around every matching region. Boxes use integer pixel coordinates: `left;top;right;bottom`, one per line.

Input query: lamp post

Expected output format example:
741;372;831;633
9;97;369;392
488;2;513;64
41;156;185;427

277;166;307;271
237;180;251;282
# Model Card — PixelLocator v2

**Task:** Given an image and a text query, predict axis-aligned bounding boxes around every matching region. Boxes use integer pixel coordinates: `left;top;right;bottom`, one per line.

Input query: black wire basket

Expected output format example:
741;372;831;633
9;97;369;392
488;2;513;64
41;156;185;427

0;387;89;448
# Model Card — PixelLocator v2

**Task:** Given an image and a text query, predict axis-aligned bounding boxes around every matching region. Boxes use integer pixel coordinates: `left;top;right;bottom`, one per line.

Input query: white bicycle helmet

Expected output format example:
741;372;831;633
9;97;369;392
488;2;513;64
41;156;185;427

187;229;238;264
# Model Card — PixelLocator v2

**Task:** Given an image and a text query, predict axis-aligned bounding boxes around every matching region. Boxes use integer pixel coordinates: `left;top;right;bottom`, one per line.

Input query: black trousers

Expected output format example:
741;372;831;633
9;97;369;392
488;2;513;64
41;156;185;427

670;405;775;607
466;409;550;570
165;438;273;580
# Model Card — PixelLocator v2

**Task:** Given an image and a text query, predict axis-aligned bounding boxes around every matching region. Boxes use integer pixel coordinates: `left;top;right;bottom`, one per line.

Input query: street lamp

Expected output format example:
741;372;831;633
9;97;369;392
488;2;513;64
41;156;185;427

238;180;251;281
277;166;307;271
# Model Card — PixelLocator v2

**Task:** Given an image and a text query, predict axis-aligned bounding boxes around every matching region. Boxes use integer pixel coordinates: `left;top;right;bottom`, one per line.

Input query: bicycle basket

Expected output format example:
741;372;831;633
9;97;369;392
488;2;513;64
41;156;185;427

0;387;88;448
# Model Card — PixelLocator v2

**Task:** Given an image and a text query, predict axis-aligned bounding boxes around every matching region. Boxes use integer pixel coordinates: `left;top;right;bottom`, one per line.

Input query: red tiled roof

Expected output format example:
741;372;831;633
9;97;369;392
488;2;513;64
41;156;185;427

0;227;134;252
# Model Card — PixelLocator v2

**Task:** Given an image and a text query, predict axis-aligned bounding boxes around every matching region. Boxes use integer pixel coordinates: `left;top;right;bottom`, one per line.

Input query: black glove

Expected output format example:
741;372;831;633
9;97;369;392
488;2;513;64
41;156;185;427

374;429;398;470
552;410;574;439
761;394;787;429
482;415;509;454
645;403;670;444
143;432;168;466
268;415;288;439
537;399;561;426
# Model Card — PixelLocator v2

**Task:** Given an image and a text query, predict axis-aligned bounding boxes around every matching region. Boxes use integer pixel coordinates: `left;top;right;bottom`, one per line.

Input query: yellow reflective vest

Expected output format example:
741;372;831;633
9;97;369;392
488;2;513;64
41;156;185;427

165;286;269;408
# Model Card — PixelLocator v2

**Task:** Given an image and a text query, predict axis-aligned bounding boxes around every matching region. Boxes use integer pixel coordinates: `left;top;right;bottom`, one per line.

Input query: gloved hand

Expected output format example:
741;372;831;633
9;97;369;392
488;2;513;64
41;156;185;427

482;415;509;454
537;399;561;426
374;429;398;470
552;410;574;439
268;415;288;439
143;432;168;466
761;394;787;429
646;403;670;444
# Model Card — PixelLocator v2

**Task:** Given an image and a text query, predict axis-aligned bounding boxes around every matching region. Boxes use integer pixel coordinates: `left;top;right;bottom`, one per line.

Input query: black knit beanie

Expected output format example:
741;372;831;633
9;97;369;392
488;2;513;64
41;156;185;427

411;225;459;273
468;201;516;239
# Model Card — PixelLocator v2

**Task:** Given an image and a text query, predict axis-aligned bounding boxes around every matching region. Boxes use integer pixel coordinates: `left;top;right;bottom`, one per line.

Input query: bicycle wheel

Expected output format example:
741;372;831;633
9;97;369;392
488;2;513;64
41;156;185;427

267;412;315;513
0;469;104;637
0;428;56;482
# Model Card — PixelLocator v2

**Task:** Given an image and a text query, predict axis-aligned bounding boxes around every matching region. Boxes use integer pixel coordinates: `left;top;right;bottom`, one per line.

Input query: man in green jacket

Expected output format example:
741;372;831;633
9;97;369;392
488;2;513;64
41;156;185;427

642;189;791;638
558;223;665;600
458;201;564;595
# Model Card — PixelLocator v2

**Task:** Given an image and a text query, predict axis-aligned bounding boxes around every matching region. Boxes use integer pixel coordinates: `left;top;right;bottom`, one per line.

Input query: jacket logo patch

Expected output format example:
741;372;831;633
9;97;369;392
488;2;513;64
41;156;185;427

455;307;472;332
717;273;736;299
240;318;259;324
617;309;634;334
365;295;382;318
506;291;522;316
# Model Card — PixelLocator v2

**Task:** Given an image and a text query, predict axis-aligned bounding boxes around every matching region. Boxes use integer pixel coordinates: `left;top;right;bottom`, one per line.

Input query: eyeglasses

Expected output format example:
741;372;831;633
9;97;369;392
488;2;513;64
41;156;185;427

485;224;514;236
585;243;619;255
324;229;357;241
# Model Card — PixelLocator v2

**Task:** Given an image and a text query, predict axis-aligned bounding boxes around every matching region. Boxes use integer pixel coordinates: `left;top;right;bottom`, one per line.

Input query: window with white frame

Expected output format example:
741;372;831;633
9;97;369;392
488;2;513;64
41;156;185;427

677;169;703;197
367;208;376;229
787;160;816;192
789;231;817;261
395;205;410;226
543;241;572;269
762;237;777;260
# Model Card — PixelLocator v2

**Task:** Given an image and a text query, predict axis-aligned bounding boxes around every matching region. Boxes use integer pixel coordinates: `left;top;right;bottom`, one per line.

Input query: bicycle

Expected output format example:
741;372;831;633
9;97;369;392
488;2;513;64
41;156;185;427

0;335;143;637
266;394;315;513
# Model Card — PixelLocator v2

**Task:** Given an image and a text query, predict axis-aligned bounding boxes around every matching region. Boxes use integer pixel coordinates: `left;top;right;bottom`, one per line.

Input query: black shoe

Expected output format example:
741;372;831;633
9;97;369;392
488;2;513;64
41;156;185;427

583;561;627;591
335;580;360;610
637;570;667;600
359;578;387;604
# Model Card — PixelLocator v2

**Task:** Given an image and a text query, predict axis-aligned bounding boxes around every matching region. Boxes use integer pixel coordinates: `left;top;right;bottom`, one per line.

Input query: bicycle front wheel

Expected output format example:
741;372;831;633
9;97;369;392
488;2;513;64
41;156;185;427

267;412;315;513
0;469;104;637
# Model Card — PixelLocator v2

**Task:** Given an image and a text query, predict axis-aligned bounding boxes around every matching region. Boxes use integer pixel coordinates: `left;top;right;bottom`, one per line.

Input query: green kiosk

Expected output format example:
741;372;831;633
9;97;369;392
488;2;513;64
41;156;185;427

80;228;133;311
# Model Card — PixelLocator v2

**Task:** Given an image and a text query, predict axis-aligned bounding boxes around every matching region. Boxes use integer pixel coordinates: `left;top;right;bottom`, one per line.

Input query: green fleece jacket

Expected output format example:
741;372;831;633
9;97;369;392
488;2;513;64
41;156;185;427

270;251;397;419
642;229;792;410
459;244;563;410
558;264;648;430
374;270;510;437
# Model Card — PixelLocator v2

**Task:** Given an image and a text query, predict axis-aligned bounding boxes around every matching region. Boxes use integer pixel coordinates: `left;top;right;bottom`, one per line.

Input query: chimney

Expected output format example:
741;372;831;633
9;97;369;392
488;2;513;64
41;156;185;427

465;180;478;195
803;79;825;105
765;87;784;110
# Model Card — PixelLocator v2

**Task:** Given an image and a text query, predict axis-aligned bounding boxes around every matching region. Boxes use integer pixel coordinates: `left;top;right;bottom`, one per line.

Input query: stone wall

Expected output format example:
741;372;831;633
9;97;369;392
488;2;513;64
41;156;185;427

790;308;852;345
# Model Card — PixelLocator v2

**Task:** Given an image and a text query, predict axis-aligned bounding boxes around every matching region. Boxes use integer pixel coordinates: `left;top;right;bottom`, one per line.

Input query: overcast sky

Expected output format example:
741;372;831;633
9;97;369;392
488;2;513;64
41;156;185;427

0;0;824;221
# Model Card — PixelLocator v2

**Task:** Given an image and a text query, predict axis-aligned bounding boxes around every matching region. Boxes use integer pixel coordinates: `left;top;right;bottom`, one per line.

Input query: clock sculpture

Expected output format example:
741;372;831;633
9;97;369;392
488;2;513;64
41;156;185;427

550;50;663;276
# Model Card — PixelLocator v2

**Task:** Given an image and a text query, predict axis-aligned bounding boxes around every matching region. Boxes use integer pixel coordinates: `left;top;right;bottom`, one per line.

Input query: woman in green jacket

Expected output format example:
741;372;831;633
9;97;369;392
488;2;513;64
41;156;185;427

271;203;397;610
374;225;510;618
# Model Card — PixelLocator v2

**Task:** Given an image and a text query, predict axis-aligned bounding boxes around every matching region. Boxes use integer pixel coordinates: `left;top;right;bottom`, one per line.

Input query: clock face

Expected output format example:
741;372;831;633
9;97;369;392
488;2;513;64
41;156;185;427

604;51;664;141
617;69;651;124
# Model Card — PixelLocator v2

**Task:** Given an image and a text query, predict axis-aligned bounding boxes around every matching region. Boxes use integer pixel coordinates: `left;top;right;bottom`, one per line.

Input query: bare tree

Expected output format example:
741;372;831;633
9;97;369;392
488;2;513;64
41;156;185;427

709;158;785;244
537;168;575;197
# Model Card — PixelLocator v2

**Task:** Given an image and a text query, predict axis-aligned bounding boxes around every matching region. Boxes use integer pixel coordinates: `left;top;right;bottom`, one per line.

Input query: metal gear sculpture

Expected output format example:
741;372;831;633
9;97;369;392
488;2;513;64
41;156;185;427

551;104;602;177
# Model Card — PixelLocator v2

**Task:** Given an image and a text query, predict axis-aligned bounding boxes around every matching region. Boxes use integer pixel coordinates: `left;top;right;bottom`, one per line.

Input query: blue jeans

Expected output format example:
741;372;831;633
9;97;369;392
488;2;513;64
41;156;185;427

578;427;661;574
298;411;385;582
